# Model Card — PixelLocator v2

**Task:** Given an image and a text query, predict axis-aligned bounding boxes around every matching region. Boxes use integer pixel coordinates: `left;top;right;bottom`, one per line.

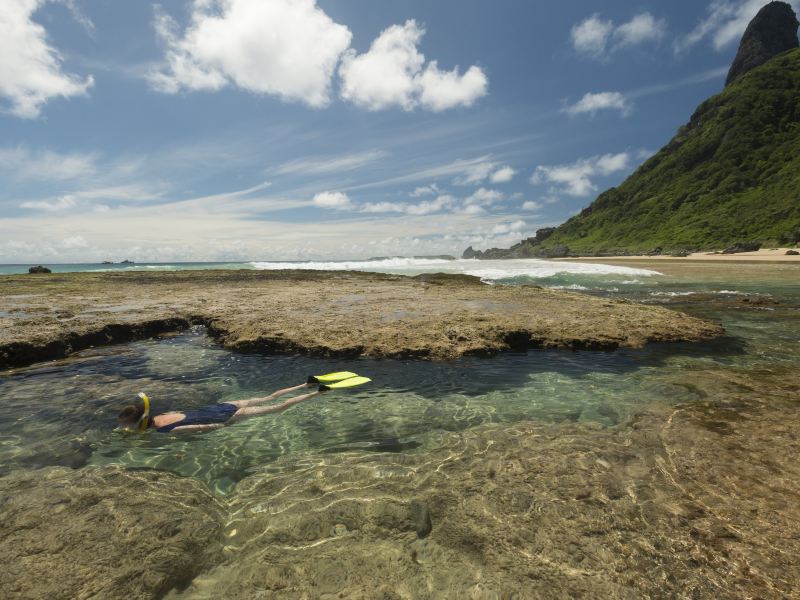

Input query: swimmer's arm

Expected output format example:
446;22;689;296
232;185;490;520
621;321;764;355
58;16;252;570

168;423;225;433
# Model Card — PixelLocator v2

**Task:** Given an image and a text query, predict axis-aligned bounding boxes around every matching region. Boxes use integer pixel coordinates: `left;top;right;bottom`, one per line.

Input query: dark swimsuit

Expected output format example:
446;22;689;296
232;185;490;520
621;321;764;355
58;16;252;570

154;403;238;433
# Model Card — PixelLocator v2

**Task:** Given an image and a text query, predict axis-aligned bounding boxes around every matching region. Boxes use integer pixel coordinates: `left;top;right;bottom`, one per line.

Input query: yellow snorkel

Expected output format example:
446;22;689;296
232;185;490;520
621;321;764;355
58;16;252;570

136;392;150;433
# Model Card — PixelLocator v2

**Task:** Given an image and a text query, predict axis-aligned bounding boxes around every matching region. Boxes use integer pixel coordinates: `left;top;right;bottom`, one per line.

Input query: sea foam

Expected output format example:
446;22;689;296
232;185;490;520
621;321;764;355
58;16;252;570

250;258;661;283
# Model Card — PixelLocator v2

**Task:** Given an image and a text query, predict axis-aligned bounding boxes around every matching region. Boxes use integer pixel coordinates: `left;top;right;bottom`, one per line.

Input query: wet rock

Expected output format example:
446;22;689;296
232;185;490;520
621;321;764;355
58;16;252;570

726;1;799;86
787;249;799;255
723;241;762;254
0;466;224;600
461;245;482;259
410;500;433;538
0;270;724;368
27;265;51;274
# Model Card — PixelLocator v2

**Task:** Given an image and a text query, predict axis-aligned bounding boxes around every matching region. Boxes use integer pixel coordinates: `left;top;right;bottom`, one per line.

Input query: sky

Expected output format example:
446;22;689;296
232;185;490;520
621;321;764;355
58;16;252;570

1;0;796;263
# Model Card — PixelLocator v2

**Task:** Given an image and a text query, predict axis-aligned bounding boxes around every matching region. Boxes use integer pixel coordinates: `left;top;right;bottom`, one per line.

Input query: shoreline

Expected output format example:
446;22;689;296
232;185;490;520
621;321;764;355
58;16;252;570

557;248;800;262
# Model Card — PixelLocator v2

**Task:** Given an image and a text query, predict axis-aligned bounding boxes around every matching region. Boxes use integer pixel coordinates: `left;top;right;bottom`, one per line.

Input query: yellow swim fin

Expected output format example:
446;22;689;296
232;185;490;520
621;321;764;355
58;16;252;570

319;376;371;391
308;371;359;384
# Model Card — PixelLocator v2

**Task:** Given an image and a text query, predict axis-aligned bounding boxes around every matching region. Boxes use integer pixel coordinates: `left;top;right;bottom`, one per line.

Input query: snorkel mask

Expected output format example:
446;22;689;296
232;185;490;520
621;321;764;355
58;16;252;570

135;392;150;432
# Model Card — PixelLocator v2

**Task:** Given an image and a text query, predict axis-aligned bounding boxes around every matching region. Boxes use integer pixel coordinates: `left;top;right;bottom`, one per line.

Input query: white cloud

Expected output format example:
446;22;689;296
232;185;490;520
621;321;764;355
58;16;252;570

410;184;438;197
312;191;353;210
490;166;516;183
0;146;97;181
572;12;665;59
21;194;78;212
339;20;487;111
453;160;517;187
465;187;504;207
674;0;799;53
452;160;496;186
613;13;666;47
269;150;386;176
522;201;542;211
149;0;352;107
531;152;631;197
564;91;631;117
0;0;94;118
491;220;526;235
571;15;614;57
361;194;455;215
416;61;488;112
60;234;88;248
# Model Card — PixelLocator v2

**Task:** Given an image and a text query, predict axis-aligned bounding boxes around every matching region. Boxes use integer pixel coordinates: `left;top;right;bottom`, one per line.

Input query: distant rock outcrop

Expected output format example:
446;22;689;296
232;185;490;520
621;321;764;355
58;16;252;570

726;1;799;86
28;265;51;274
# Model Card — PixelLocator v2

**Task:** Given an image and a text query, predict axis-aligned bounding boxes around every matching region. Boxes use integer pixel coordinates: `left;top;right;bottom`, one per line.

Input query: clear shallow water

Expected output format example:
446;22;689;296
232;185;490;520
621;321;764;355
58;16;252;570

1;262;798;495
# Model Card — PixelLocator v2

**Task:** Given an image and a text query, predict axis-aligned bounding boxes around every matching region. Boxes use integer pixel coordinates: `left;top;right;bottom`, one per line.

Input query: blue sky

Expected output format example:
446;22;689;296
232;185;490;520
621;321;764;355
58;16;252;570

1;0;796;262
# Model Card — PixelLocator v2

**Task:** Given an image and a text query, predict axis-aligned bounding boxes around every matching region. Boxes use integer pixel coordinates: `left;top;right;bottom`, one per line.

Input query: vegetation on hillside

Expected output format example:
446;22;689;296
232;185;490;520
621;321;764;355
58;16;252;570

499;49;800;256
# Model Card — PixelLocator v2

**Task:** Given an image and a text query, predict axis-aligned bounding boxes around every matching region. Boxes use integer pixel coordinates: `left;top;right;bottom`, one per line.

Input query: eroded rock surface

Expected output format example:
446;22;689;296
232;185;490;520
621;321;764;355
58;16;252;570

0;270;723;368
0;467;225;600
167;367;800;599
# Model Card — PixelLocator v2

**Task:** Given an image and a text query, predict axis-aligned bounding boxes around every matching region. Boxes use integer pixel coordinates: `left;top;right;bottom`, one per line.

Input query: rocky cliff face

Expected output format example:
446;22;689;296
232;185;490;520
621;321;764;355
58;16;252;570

726;1;799;86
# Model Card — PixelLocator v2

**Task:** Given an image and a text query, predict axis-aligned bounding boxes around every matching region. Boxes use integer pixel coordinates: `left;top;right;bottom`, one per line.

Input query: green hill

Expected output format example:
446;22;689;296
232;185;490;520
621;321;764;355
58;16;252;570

465;46;800;259
535;48;800;254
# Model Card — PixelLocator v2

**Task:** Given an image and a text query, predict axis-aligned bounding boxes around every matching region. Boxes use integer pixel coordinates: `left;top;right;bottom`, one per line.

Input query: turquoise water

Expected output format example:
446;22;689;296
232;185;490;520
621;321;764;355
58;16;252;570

2;263;798;495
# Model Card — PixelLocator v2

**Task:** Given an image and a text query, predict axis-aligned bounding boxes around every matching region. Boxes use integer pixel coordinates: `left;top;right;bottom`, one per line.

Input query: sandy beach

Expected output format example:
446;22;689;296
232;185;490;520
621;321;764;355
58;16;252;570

561;248;800;262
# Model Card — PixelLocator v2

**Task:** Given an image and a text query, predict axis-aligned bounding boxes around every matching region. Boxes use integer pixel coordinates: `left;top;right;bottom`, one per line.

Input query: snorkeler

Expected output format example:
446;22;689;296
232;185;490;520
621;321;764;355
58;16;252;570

116;372;370;433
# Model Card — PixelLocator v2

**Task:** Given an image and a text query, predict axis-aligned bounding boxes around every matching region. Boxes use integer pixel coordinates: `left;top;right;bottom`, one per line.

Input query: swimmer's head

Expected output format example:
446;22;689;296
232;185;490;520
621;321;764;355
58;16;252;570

117;404;144;431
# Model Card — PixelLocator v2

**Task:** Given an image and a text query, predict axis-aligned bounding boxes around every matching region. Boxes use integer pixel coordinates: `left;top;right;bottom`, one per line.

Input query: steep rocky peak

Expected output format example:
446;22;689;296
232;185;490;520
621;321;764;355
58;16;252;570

726;1;799;86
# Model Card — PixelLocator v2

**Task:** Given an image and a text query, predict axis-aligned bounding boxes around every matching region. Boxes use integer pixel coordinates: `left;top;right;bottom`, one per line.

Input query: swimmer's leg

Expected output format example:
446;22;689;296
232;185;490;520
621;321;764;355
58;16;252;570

229;390;324;421
228;382;313;409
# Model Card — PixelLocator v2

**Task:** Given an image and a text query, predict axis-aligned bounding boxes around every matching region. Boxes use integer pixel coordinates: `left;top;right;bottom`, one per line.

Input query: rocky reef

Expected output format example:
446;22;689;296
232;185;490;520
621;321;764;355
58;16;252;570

0;270;723;368
726;1;799;86
3;366;799;599
0;467;224;600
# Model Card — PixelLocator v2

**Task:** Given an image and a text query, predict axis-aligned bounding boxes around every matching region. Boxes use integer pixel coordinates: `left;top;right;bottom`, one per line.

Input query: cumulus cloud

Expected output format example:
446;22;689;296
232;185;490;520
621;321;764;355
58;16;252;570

410;184;439;197
613;13;666;47
522;201;542;211
674;0;799;53
339;20;487;111
564;91;631;117
149;0;353;107
361;194;455;215
530;152;631;197
312;191;353;210
464;187;504;207
490;166;516;183
572;12;665;59
453;161;515;186
571;15;614;57
0;0;94;118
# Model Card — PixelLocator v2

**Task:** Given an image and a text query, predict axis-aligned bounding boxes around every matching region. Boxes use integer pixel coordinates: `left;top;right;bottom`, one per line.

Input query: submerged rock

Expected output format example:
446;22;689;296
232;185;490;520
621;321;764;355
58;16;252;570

0;466;224;600
726;1;799;86
410;500;433;538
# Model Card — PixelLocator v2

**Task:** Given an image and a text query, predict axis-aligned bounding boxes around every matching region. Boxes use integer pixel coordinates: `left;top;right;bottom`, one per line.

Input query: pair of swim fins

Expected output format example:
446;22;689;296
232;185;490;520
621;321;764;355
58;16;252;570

307;371;371;391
